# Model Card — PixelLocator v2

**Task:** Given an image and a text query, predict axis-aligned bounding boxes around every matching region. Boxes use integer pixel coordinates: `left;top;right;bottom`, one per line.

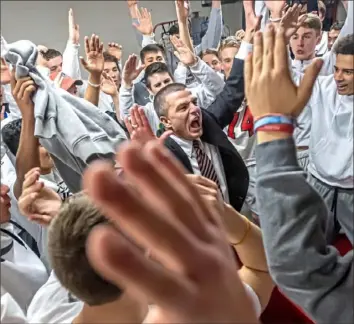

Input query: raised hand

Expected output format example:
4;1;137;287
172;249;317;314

265;0;287;19
68;8;80;45
124;105;172;144
80;34;104;76
175;0;190;23
280;3;307;42
245;25;323;119
170;35;197;66
101;71;118;97
127;0;138;8
107;42;123;61
10;70;37;118
122;54;145;87
132;7;154;36
18;167;62;227
83;140;258;324
242;0;263;43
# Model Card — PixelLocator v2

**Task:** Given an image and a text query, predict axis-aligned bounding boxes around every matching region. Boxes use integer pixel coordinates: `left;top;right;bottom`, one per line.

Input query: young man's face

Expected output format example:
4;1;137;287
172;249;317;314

328;29;341;51
143;51;165;67
334;54;354;95
219;47;239;79
45;56;63;74
202;53;222;72
103;61;121;88
147;72;173;95
161;89;202;140
290;27;321;61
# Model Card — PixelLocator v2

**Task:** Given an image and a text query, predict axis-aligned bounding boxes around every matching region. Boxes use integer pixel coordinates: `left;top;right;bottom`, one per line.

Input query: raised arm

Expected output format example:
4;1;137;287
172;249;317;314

62;9;82;80
10;73;41;200
206;3;261;128
80;35;104;107
127;0;144;46
119;54;145;120
132;7;156;48
246;24;353;324
194;0;223;56
175;0;194;52
320;0;353;75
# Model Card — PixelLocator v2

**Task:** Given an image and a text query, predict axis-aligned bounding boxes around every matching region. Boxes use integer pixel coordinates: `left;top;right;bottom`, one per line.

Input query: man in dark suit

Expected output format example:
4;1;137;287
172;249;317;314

154;56;248;212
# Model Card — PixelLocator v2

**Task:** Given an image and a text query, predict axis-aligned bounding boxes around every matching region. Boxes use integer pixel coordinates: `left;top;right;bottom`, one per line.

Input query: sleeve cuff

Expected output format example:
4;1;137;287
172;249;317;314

235;41;253;60
189;57;203;71
255;138;300;174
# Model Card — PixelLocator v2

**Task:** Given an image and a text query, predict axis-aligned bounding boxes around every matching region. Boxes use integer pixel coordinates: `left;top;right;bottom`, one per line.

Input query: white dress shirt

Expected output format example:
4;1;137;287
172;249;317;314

170;135;229;203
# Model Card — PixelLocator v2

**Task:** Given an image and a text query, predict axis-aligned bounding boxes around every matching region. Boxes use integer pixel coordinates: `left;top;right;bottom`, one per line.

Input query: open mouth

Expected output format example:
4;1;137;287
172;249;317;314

337;84;347;91
190;118;201;132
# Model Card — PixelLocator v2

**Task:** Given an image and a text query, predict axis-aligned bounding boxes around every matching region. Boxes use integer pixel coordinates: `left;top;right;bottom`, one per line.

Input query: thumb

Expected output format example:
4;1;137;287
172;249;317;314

80;57;88;69
295;59;323;115
132;23;139;30
159;130;173;143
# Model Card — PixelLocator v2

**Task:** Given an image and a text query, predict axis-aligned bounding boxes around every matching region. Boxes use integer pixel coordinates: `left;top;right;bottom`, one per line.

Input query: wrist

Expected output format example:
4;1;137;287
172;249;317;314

186;56;198;67
270;11;282;19
142;31;154;37
89;73;101;85
122;80;133;89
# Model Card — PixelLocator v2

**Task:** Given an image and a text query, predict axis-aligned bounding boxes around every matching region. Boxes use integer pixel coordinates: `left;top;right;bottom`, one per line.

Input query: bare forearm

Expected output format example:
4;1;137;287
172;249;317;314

224;204;268;272
84;73;101;106
14;115;40;199
178;18;194;52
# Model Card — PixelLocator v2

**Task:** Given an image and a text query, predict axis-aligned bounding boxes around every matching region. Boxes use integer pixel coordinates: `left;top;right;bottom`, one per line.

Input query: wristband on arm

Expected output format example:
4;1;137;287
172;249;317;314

254;114;295;134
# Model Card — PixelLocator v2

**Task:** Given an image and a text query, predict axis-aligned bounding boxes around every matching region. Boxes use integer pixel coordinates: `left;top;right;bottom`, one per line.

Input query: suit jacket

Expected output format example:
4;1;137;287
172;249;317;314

165;58;249;212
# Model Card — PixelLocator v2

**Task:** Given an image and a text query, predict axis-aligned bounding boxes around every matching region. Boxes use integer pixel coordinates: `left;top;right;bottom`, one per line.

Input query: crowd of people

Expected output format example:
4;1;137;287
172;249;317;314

0;0;353;323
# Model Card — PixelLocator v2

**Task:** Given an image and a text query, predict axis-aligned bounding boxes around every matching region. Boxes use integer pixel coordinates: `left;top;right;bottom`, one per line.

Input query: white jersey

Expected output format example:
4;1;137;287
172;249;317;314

224;100;256;167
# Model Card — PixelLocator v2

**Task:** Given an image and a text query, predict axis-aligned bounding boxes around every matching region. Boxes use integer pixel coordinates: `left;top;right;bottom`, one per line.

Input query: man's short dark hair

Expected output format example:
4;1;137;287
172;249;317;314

334;34;354;55
41;49;62;61
153;83;186;117
330;21;345;32
140;44;165;62
103;52;120;72
143;62;173;90
200;48;219;60
1;118;22;156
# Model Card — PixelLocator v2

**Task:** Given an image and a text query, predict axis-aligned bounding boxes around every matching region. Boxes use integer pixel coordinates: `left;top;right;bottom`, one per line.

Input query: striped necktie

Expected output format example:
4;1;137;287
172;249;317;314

193;141;223;198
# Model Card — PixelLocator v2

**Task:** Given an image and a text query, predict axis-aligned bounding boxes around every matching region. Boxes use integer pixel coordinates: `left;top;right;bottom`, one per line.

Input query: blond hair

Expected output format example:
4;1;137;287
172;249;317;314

48;192;123;306
218;36;241;57
299;13;322;35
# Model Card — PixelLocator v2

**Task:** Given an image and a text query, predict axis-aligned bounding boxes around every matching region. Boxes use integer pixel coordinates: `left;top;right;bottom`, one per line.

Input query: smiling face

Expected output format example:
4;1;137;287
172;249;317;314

334;54;354;95
160;90;202;140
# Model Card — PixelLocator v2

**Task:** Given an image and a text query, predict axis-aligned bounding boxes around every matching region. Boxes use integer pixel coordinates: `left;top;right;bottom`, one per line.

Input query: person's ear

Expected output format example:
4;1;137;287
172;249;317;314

160;116;172;130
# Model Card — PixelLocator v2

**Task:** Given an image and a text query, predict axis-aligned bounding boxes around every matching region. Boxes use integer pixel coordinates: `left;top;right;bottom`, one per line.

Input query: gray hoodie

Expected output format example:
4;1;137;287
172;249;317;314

5;40;127;193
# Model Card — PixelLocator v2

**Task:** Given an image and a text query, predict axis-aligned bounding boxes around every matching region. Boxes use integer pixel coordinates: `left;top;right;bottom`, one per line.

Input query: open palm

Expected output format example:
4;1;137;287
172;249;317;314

171;35;196;66
81;34;104;75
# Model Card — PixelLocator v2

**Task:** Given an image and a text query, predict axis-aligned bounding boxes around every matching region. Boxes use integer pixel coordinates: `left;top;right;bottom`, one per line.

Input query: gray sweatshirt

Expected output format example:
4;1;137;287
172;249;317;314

5;40;127;193
255;137;353;323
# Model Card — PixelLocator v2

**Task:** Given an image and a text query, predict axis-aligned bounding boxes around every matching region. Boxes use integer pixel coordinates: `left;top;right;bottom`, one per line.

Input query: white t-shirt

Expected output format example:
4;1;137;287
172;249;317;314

27;271;83;323
1;287;27;324
1;223;48;313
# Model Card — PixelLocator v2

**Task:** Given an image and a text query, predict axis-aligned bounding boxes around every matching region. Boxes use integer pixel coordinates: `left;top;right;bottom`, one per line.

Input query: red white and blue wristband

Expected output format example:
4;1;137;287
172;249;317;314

254;115;295;134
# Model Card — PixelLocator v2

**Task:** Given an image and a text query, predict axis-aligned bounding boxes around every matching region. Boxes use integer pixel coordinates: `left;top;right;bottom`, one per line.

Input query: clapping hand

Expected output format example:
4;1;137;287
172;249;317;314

80;34;104;76
132;7;154;36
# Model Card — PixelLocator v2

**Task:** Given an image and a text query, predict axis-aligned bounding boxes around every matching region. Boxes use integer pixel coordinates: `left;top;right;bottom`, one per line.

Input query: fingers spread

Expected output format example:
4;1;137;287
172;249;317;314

86;224;192;308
